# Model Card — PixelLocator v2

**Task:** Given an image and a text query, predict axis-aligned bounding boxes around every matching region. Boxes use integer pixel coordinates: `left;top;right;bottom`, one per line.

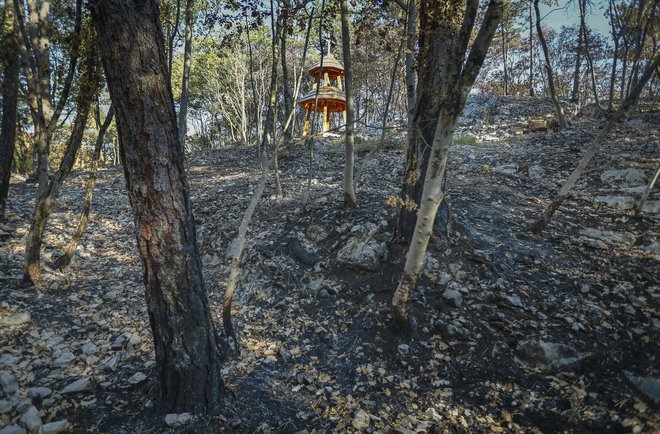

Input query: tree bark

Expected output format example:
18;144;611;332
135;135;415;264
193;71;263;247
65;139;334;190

53;106;114;270
531;50;660;234
570;16;583;103
0;5;20;220
405;0;417;132
392;0;505;326
341;0;357;206
89;0;225;413
528;0;534;96
177;0;193;151
634;164;660;216
533;0;567;128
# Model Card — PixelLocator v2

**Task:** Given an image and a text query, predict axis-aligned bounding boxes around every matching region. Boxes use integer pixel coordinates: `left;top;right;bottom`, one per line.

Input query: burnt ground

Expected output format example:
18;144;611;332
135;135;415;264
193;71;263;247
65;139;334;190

0;96;658;433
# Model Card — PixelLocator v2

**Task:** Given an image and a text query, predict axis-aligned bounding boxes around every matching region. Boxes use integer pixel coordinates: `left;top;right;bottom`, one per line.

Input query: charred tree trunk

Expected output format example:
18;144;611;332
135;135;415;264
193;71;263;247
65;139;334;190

570;18;583;103
90;0;225;413
53;106;114;270
0;5;20;220
280;0;294;149
405;0;417;132
528;1;535;96
392;0;505;326
341;0;356;206
177;0;193;151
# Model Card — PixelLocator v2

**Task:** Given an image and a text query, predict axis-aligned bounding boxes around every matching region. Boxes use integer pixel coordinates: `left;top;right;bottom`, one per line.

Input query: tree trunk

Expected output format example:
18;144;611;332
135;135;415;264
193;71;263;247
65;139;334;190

500;21;508;96
392;0;504;326
90;0;225;413
53;106;114;270
340;0;356;206
405;0;417;132
579;0;603;112
280;0;294;149
177;0;193;151
531;50;660;234
0;5;20;220
23;31;100;286
570;18;583;103
533;0;567;128
634;164;660;216
528;1;534;96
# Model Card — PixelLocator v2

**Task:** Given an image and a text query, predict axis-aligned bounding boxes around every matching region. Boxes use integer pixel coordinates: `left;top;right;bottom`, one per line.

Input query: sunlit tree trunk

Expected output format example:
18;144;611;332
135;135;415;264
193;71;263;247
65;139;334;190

90;0;225;413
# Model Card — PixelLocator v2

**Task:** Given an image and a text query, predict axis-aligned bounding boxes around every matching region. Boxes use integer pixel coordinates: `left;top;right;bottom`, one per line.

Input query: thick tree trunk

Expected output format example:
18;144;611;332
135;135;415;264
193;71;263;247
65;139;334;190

392;0;504;326
177;0;193;151
53;106;114;270
533;0;567;128
0;5;20;220
340;0;356;206
90;0;224;413
531;50;660;234
23;34;100;286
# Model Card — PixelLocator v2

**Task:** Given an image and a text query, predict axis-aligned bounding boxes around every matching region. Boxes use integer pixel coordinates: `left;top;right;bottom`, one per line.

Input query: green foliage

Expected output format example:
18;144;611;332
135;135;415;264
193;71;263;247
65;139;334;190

453;134;478;145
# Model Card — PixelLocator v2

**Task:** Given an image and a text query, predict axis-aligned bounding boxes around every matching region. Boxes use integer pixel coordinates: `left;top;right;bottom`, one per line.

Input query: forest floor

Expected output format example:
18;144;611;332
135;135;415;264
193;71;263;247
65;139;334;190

0;96;659;434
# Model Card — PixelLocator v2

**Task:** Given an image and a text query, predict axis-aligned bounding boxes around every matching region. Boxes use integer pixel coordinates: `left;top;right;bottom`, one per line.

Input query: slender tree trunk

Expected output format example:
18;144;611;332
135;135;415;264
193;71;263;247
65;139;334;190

90;0;225;413
0;5;20;220
24;36;100;286
392;0;504;326
531;50;660;234
571;18;583;103
405;0;417;132
53;106;114;269
500;21;508;95
280;0;294;149
340;0;356;206
634;164;660;216
534;0;567;128
528;1;535;96
579;0;603;112
177;0;193;152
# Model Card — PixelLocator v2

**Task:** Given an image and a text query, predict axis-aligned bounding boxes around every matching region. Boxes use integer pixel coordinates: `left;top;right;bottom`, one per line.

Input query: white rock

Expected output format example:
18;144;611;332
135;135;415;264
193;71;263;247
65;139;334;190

624;371;660;403
0;399;13;413
28;387;52;399
38;420;71;434
0;425;26;434
579;228;636;248
600;168;646;187
492;164;518;175
594;195;635;210
19;405;42;431
0;311;31;327
164;412;193;427
81;343;98;355
52;353;76;369
127;372;147;385
351;409;370;430
337;236;388;271
442;289;463;308
515;340;588;371
528;164;545;180
61;378;91;394
642;200;660;214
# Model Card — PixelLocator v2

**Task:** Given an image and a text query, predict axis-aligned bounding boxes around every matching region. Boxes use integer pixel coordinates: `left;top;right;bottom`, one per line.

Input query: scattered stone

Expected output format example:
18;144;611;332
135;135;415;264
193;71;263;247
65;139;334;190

594;195;635;210
398;344;410;354
164;412;193;428
127;372;147;385
81;343;98;355
0;311;31;327
127;335;142;348
641;200;660;214
19;405;42;432
351;409;370;430
37;420;71;434
28;387;52;400
580;228;636;248
0;372;18;395
503;294;524;308
600;168;646;187
52;353;76;369
515;340;588;371
61;378;91;394
104;355;119;372
624;371;660;403
0;425;26;434
492;164;518;175
528;164;545;180
111;335;127;350
0;399;13;413
102;290;121;301
337;236;388;271
442;289;463;308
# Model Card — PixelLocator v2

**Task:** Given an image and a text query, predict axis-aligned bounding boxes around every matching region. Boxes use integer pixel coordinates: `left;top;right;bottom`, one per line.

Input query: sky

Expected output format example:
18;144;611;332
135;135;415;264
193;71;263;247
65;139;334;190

541;0;612;38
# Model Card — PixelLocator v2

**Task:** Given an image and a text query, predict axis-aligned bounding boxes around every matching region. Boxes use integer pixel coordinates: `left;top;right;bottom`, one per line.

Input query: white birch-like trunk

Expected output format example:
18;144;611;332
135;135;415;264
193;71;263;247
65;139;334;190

392;115;456;325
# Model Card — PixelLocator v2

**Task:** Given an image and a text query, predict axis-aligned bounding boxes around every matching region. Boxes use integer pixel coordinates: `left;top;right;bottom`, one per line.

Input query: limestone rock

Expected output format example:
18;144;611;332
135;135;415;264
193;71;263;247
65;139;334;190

164;412;193;428
600;168;646;187
337;236;387;271
624;371;660;403
19;405;42;432
351;409;370;430
442;289;463;308
0;372;18;395
0;311;31;327
0;425;26;434
38;420;71;434
594;195;635;210
61;378;91;394
515;340;588;371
